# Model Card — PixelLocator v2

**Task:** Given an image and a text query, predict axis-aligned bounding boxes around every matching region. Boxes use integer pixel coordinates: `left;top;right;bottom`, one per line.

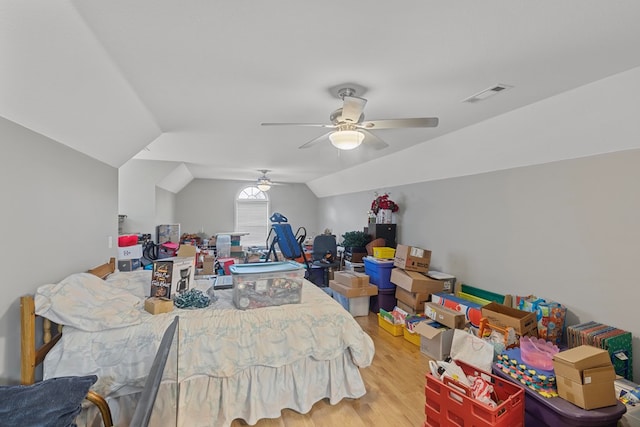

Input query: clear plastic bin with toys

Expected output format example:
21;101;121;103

230;261;305;310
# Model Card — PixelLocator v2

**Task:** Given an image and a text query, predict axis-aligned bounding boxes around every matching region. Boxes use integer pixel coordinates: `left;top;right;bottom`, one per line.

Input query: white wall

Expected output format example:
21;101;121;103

155;187;176;228
175;179;319;242
0;117;117;384
119;159;183;235
320;150;640;380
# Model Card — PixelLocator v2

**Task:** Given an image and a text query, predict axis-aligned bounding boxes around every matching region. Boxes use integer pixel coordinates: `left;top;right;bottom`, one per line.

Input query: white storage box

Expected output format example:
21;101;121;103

333;292;370;317
117;244;143;260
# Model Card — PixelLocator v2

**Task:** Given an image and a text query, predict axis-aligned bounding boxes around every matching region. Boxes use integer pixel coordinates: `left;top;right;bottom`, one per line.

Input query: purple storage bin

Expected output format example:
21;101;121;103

492;364;626;427
363;257;395;289
370;288;396;313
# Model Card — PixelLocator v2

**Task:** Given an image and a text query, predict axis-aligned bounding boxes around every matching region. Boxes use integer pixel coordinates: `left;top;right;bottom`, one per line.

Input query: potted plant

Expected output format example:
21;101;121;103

341;231;372;263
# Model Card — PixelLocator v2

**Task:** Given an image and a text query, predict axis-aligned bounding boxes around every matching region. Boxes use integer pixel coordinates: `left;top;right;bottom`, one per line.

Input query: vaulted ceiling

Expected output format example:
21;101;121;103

3;1;640;192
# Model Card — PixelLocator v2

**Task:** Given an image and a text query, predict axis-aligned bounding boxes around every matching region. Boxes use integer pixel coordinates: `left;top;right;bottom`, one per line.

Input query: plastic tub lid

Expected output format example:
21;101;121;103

229;261;304;274
363;256;394;265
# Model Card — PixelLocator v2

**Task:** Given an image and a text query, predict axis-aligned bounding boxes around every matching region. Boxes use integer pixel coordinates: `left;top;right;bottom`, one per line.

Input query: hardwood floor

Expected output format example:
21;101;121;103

230;312;430;427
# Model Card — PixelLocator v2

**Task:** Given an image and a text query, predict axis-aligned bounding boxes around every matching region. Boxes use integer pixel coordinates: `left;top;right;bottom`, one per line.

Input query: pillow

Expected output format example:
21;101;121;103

0;375;97;427
35;272;142;332
105;269;152;299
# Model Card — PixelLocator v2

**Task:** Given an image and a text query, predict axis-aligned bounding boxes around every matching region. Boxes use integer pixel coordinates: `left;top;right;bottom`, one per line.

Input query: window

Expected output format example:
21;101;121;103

236;186;269;248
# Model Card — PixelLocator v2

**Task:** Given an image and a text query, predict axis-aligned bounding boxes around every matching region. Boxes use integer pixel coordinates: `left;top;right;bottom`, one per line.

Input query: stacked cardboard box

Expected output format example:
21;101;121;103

329;271;378;317
418;302;467;360
553;345;617;410
391;268;444;314
393;244;431;273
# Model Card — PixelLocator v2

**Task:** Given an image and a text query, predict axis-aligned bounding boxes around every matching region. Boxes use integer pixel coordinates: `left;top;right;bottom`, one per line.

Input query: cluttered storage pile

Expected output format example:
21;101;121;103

357;240;633;427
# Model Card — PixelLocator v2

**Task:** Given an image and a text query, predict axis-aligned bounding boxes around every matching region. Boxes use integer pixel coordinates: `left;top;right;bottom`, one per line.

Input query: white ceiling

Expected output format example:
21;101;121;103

3;1;640;190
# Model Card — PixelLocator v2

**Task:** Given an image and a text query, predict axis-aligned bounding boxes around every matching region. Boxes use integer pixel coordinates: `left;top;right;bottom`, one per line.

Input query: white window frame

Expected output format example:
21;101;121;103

235;186;270;248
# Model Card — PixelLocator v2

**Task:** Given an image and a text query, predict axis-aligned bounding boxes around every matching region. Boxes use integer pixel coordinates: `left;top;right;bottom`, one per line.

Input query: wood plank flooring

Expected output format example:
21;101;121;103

230;312;431;427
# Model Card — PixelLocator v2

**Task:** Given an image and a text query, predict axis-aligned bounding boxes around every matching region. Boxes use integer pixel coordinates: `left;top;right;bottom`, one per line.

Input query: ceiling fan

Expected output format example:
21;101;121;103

256;169;273;191
261;86;439;150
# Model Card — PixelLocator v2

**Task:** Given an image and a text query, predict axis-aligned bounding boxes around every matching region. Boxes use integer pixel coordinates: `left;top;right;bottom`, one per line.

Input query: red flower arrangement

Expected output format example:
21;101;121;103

371;193;399;214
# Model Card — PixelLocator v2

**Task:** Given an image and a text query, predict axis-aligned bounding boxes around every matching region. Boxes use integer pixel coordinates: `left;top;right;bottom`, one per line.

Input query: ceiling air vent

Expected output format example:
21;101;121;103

463;84;512;103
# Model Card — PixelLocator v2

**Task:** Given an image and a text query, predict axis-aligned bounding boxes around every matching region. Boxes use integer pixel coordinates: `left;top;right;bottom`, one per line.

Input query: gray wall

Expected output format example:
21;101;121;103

0;116;117;384
175;179;319;242
319;148;640;380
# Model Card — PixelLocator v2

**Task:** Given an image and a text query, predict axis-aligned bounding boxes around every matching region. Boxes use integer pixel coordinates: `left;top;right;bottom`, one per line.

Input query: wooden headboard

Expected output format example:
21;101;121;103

20;257;117;426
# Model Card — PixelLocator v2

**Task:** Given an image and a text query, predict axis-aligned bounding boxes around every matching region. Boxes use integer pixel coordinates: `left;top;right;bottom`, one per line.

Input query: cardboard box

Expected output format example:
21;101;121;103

553;345;613;383
117;258;141;272
431;292;483;328
391;268;444;294
150;257;195;298
329;280;378;298
177;244;197;259
334;270;369;288
426;270;456;293
393;244;431;272
201;255;215;275
555;365;617;410
481;301;537;336
415;320;455;360
553;345;617;410
396;300;422;315
117;244;143;260
395;286;429;311
424;302;466;329
144;297;174;315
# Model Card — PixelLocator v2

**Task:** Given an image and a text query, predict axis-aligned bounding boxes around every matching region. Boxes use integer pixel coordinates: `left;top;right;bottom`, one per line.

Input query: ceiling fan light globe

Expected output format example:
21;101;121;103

257;177;272;191
329;130;364;150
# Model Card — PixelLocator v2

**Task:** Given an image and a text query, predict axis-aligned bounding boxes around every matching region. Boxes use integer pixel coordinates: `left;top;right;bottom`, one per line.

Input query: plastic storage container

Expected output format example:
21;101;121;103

373;247;396;259
403;328;421;346
363;256;395;289
519;336;559;371
426;359;525;427
229;261;304;310
332;292;370;317
370;288;397;313
377;313;404;336
217;234;231;258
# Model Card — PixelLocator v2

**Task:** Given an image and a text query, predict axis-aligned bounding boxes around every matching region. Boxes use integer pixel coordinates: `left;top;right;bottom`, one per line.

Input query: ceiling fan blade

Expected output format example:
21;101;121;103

341;96;367;123
359;117;439;129
261;122;335;128
298;132;331;149
360;129;389;150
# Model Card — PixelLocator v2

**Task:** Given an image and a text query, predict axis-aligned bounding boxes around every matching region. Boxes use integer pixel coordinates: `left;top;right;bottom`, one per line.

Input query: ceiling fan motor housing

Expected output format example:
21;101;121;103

330;108;364;124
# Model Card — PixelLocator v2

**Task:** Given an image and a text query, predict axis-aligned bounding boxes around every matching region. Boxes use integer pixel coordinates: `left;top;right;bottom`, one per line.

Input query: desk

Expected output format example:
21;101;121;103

493;364;626;427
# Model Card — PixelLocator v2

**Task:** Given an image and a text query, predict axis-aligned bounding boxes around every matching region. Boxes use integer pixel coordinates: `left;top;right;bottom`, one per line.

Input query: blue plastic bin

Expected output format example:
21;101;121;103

363;256;395;289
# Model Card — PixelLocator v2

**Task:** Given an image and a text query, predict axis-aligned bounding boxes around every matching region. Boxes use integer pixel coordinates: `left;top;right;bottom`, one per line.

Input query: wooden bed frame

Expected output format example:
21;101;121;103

20;257;117;427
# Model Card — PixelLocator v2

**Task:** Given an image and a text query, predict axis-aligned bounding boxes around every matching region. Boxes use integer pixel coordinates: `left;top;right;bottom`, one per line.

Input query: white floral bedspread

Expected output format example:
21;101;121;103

42;275;375;398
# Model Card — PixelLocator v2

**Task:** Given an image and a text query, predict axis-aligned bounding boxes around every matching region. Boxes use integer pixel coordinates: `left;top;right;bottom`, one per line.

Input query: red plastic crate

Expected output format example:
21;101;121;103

425;360;524;427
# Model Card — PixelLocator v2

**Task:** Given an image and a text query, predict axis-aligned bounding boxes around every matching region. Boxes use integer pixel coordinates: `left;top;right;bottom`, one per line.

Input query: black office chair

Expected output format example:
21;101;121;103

310;234;340;287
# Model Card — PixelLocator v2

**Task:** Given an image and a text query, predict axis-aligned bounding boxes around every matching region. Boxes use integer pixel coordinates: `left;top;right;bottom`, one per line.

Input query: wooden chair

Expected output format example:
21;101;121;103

20;257;117;427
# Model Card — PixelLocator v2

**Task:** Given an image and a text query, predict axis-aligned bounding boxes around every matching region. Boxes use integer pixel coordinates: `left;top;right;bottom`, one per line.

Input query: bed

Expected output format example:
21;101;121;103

22;259;375;426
